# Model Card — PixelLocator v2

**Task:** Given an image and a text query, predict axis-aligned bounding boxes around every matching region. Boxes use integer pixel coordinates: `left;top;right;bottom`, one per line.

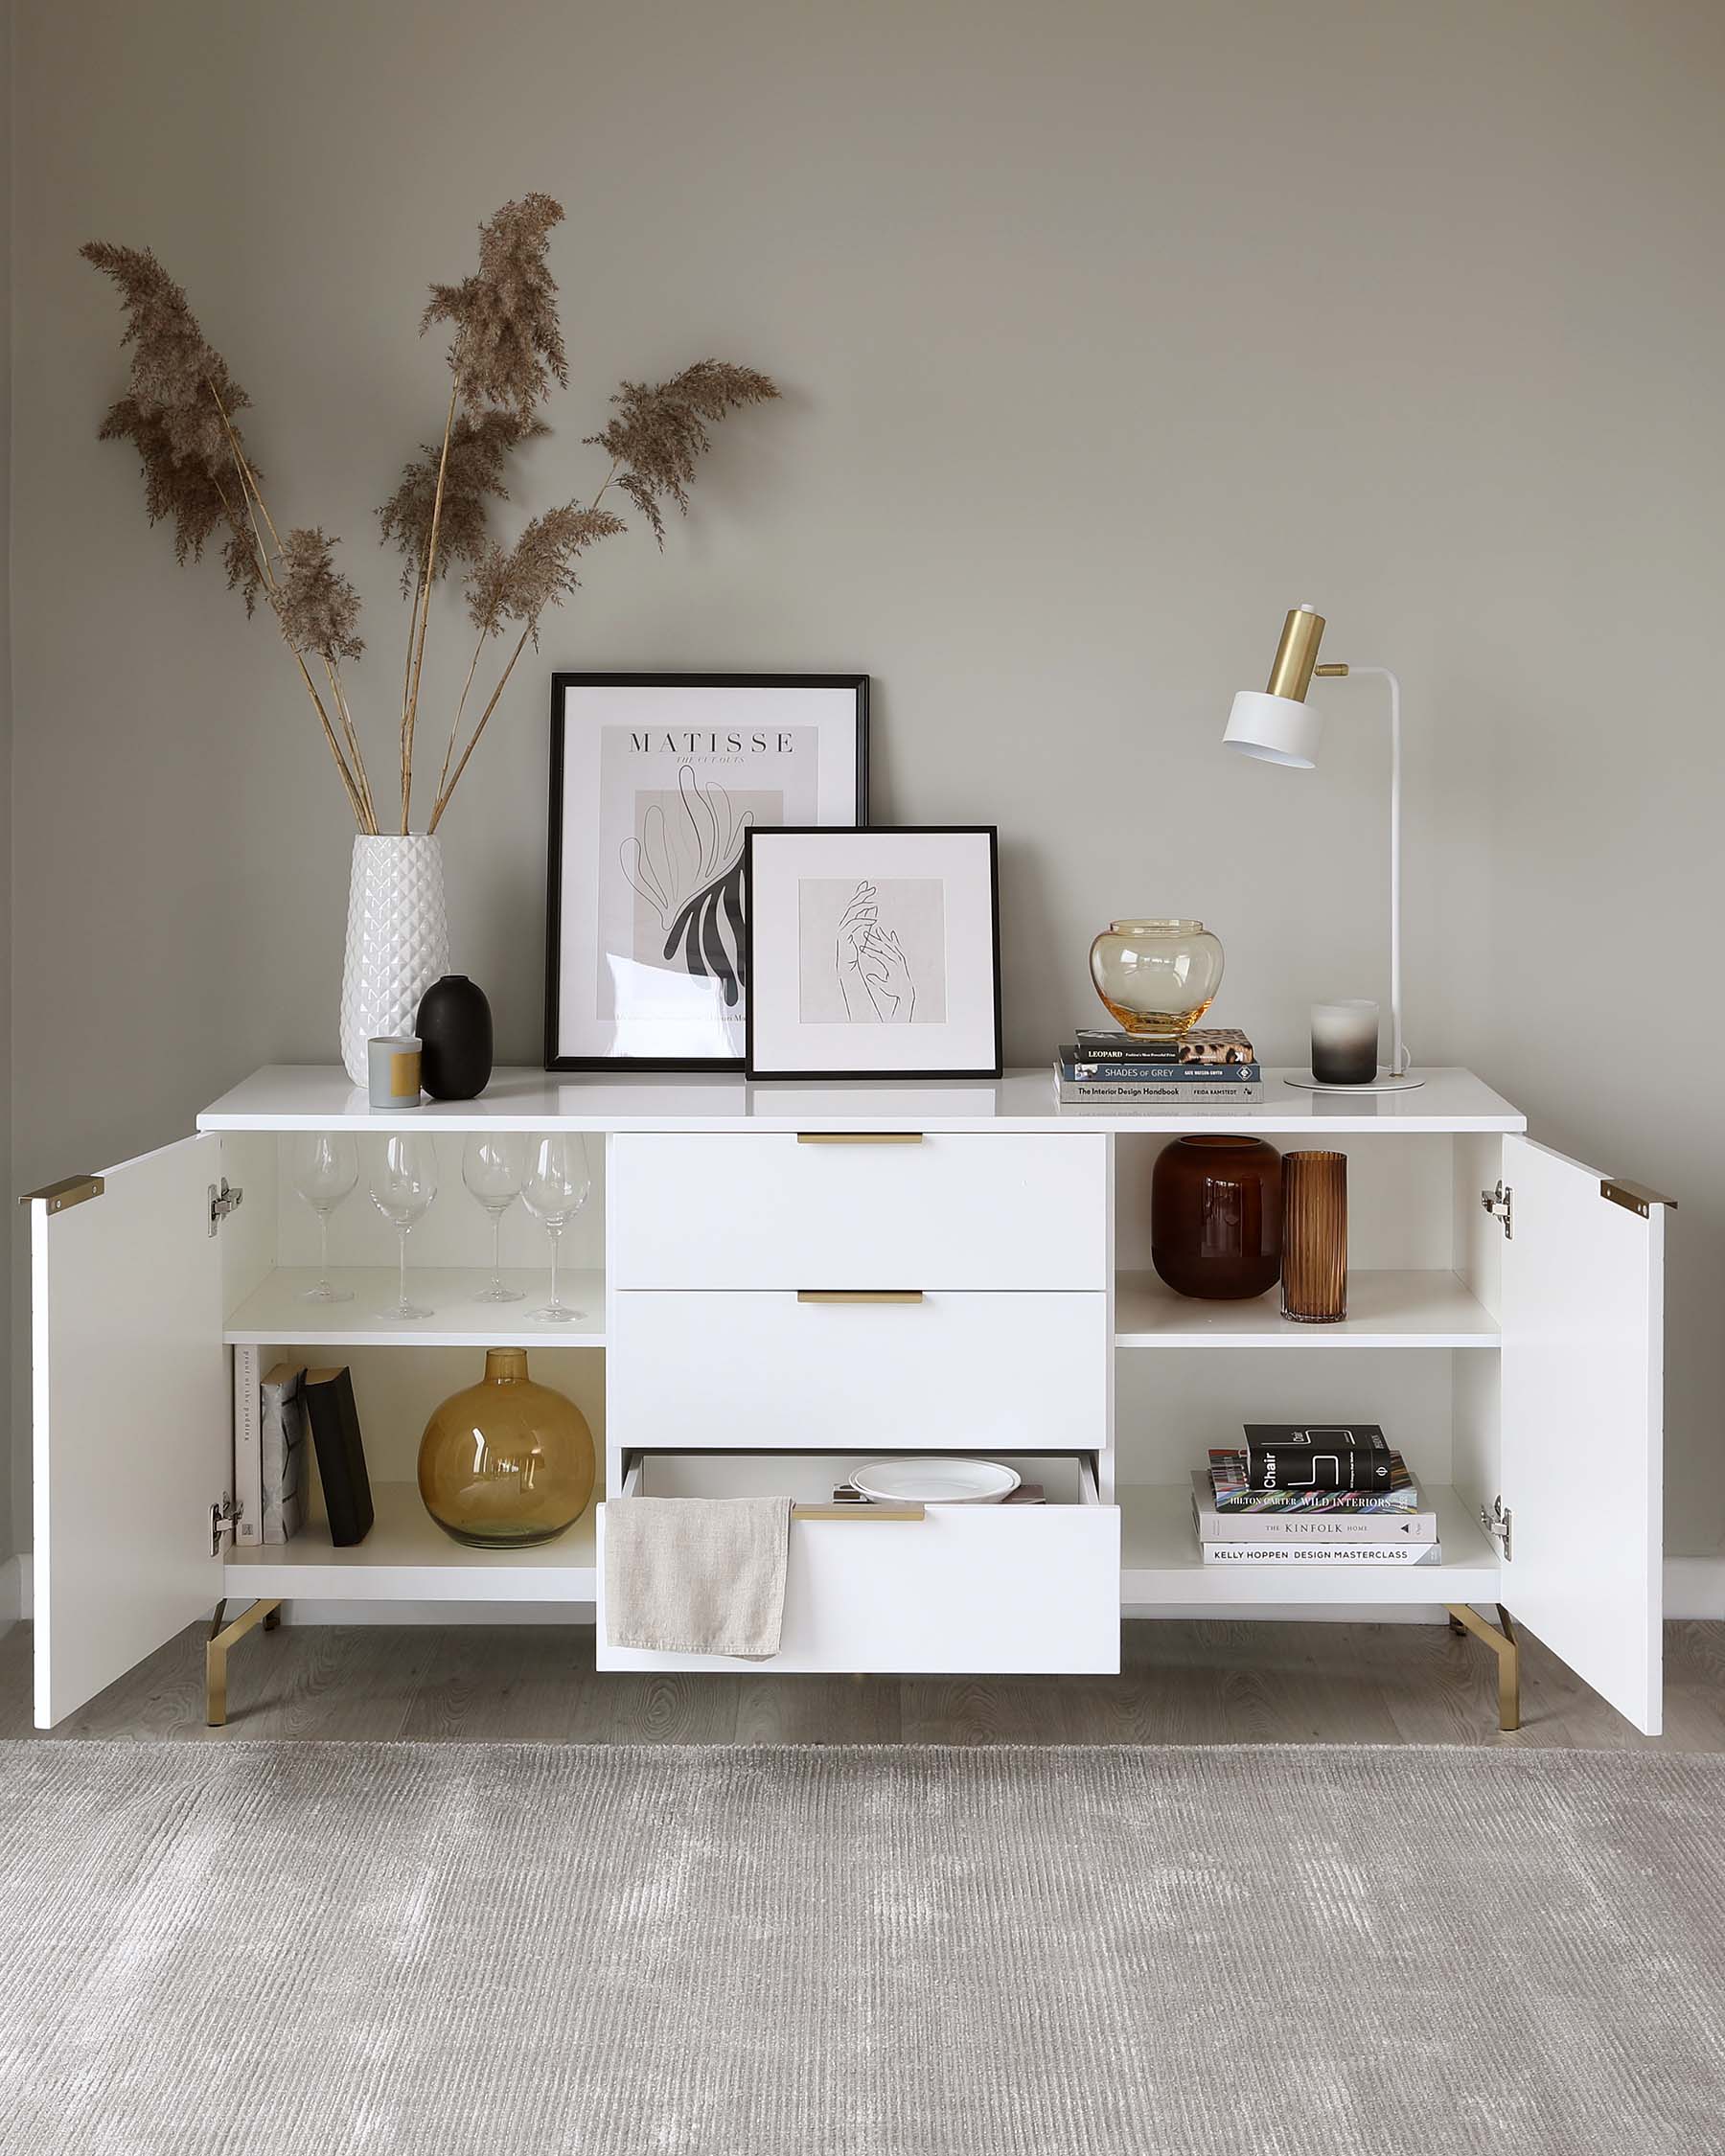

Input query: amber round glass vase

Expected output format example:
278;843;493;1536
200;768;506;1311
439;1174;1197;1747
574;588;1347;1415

1089;919;1225;1037
417;1348;595;1548
1281;1151;1348;1323
1150;1135;1282;1300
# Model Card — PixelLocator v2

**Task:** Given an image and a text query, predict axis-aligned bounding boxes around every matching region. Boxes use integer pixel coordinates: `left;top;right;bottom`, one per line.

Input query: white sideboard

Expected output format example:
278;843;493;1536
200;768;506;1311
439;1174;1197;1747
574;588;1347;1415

25;1066;1668;1733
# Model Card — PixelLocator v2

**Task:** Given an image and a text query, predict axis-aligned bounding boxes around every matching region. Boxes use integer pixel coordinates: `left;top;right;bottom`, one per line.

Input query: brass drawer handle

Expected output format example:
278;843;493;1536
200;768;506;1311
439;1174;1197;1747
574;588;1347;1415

796;1290;924;1304
790;1502;926;1522
19;1174;104;1214
1600;1179;1677;1216
796;1132;924;1145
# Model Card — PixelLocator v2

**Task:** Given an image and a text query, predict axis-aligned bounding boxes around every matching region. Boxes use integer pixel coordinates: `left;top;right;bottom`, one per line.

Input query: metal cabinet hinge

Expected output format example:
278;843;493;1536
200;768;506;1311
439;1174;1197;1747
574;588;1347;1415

210;1494;244;1555
1481;1497;1512;1563
1480;1181;1512;1239
208;1179;243;1237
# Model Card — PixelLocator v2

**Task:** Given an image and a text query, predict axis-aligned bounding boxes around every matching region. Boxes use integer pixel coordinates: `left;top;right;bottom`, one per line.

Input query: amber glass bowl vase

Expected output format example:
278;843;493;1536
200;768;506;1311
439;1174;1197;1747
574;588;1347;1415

1089;919;1225;1037
418;1348;595;1548
1150;1135;1282;1300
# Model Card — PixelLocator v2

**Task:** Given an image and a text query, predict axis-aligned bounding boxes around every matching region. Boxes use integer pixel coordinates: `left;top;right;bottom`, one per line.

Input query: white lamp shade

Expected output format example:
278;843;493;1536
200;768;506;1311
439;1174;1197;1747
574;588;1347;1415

1224;689;1322;768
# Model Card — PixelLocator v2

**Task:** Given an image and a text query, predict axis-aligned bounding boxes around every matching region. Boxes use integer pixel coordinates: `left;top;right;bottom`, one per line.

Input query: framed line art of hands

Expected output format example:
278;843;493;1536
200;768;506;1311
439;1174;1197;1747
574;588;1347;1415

744;827;1002;1080
545;675;868;1070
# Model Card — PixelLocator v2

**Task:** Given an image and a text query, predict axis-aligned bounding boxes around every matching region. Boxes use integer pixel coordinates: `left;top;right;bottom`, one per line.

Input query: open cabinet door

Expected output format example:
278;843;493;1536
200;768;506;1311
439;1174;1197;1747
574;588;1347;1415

1500;1135;1666;1734
30;1134;228;1727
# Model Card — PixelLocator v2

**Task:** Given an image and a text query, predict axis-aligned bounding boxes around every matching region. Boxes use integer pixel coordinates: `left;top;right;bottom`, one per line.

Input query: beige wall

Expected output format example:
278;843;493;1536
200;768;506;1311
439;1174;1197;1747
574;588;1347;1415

9;0;1724;1560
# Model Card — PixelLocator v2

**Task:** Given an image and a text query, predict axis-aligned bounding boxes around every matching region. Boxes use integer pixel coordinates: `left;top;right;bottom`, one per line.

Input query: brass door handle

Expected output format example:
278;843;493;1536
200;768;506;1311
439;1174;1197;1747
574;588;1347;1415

795;1290;924;1304
795;1132;924;1145
790;1502;926;1522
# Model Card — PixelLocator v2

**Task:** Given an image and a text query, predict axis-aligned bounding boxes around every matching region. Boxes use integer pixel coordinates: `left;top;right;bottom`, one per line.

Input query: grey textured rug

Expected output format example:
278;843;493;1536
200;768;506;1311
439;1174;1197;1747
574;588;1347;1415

2;1743;1722;2154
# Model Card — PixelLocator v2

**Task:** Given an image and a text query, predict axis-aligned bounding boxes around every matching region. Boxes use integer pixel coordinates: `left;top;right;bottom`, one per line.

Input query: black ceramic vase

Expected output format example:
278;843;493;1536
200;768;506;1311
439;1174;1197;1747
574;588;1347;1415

415;975;493;1100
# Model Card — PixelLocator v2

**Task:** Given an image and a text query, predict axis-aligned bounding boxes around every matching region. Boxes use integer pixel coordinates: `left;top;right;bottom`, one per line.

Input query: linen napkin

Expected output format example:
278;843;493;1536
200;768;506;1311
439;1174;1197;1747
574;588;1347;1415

604;1496;794;1658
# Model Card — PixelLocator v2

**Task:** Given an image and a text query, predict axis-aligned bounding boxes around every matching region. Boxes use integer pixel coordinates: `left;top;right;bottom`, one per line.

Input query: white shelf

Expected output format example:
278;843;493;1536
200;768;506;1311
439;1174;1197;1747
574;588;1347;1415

1117;1483;1500;1606
1114;1269;1499;1348
197;1064;1528;1135
223;1269;607;1348
224;1482;598;1601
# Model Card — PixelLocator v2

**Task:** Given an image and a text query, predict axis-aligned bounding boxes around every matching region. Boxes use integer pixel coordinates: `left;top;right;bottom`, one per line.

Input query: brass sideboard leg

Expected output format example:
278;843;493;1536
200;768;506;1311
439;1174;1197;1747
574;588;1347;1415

206;1597;285;1728
1444;1602;1521;1732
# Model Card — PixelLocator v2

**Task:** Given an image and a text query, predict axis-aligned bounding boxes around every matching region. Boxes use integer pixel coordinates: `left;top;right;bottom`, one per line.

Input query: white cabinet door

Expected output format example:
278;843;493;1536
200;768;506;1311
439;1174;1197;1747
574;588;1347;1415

1500;1135;1666;1734
30;1134;227;1727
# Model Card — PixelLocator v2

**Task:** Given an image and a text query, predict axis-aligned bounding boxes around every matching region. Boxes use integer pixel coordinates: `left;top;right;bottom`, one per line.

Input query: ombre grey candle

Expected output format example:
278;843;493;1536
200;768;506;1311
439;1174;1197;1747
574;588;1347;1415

368;1035;423;1110
1310;999;1379;1087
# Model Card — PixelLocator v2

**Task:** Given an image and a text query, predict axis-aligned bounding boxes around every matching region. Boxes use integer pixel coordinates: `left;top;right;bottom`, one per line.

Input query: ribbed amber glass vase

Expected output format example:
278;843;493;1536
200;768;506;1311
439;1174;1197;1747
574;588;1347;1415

1281;1151;1347;1323
418;1348;595;1548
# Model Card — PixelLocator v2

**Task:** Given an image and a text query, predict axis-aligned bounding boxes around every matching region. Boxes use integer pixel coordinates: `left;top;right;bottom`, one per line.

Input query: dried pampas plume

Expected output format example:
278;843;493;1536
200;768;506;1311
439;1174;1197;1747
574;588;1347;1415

586;360;780;543
273;529;365;666
467;503;629;644
379;410;549;596
422;193;568;421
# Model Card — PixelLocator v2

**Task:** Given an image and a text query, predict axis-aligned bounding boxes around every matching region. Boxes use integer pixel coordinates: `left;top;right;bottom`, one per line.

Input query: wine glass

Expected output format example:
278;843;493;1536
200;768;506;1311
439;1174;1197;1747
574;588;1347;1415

520;1135;592;1323
369;1135;439;1320
291;1134;358;1303
463;1134;527;1303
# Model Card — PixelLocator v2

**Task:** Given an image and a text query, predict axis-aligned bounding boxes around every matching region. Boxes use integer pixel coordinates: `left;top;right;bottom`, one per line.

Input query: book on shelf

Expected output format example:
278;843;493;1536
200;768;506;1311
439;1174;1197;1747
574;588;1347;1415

1200;1536;1440;1567
1055;1067;1264;1106
303;1365;374;1547
260;1363;310;1545
1190;1472;1437;1545
1061;1055;1263;1084
1070;1027;1255;1066
231;1343;262;1547
1244;1423;1393;1492
1208;1450;1418;1513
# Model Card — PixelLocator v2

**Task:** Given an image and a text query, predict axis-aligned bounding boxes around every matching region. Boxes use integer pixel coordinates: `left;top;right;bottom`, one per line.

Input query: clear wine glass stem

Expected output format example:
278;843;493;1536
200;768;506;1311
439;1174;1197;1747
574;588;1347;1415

398;1226;410;1316
318;1210;331;1292
549;1226;562;1312
492;1209;504;1293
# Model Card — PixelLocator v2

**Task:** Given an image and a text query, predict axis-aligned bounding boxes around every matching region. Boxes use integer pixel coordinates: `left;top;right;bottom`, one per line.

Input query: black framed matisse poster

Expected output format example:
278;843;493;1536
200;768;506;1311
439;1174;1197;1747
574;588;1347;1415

744;826;1002;1080
545;674;868;1070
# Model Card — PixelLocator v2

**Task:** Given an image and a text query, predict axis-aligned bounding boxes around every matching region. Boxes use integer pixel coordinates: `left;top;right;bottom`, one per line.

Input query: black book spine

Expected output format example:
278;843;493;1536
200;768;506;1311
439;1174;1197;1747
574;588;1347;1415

1063;1046;1181;1065
305;1366;375;1546
1245;1434;1392;1492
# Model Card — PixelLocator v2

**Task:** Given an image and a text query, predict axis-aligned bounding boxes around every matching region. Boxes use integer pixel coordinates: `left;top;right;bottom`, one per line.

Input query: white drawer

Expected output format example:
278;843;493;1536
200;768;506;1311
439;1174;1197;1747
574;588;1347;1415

610;1289;1108;1451
597;1454;1120;1673
609;1132;1107;1290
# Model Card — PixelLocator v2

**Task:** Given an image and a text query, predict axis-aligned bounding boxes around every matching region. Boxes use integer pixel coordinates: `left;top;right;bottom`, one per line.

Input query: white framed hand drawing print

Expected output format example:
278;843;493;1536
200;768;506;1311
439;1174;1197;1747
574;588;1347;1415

545;675;868;1069
744;827;1002;1079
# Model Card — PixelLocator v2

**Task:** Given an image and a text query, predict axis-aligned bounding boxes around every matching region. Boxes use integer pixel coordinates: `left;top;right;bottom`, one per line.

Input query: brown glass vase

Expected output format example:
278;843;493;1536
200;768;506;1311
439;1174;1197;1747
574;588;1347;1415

1150;1135;1282;1300
418;1348;595;1548
1281;1151;1347;1322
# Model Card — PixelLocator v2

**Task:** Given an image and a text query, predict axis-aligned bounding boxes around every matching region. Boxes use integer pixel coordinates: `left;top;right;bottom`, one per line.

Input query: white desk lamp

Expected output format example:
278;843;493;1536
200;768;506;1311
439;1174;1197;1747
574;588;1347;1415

1223;604;1423;1092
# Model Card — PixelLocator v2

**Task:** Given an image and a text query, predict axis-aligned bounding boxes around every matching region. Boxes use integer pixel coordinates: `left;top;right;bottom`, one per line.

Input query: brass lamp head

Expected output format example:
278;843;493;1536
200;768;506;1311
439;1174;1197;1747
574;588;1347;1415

1265;606;1326;702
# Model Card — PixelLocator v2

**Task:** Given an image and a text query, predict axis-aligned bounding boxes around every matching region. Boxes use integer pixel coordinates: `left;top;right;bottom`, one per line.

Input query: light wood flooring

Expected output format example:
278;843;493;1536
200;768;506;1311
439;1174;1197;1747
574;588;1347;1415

3;1618;1722;1747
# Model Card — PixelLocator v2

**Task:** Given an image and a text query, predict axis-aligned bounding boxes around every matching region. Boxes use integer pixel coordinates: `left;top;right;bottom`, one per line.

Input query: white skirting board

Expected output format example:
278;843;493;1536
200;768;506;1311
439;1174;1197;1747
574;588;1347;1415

12;1557;1725;1624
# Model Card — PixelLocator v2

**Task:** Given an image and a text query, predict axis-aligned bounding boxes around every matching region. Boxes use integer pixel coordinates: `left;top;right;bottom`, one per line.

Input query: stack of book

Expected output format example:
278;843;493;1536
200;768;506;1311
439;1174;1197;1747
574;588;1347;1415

1054;1028;1262;1106
1192;1425;1441;1566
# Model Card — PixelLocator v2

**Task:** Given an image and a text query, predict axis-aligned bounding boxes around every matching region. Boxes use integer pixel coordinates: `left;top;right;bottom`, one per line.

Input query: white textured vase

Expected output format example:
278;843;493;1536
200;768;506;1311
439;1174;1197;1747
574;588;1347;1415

338;836;450;1086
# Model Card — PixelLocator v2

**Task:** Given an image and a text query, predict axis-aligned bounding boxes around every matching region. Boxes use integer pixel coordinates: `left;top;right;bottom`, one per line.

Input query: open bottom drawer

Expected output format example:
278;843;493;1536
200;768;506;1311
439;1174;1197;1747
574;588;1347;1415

596;1454;1120;1675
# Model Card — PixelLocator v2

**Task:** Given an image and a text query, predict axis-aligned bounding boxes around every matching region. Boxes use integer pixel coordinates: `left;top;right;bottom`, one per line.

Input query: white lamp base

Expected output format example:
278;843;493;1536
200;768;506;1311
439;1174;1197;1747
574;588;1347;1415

1284;1069;1427;1094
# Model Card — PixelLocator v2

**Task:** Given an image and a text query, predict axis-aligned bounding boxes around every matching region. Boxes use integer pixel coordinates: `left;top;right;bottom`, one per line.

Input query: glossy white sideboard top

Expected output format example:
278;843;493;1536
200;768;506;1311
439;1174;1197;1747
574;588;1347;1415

197;1065;1528;1135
